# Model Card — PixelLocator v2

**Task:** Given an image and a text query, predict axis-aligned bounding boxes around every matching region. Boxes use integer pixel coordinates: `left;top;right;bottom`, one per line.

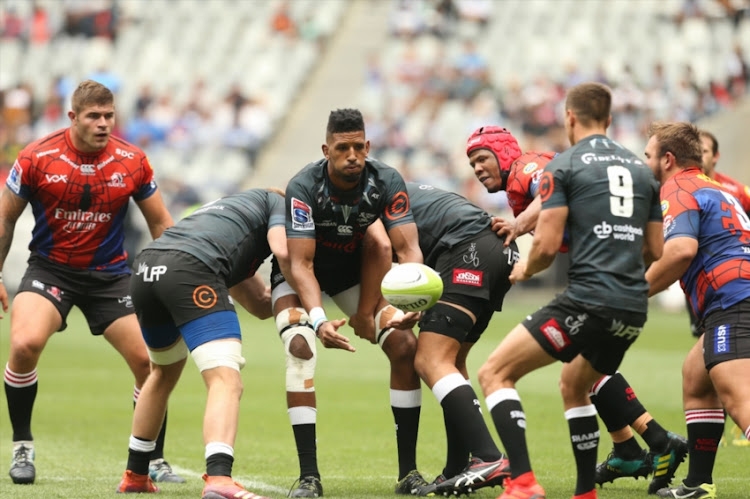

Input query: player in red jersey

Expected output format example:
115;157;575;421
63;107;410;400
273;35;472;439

0;80;180;485
645;121;750;498
700;129;750;214
468;125;686;494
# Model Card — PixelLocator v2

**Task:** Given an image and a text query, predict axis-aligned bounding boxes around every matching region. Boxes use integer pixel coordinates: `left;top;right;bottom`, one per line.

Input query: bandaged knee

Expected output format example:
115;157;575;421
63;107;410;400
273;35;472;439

191;340;246;372
375;305;404;348
277;308;316;392
148;337;189;366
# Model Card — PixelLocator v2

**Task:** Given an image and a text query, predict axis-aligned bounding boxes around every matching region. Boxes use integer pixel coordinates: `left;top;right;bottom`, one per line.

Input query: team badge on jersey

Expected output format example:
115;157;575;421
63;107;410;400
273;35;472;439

8;160;22;194
291;197;314;230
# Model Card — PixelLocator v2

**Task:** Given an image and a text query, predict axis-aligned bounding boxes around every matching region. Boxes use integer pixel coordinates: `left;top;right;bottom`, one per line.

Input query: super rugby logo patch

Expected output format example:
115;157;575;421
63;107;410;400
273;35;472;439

291;197;314;230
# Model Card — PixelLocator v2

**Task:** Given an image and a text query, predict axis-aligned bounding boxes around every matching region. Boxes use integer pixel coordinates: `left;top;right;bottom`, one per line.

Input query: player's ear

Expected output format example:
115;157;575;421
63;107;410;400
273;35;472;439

365;139;370;155
322;143;329;159
68;110;76;122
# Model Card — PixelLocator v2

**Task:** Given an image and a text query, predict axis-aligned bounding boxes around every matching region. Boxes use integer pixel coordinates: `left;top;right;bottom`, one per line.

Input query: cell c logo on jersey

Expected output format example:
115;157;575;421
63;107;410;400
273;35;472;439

539;171;553;203
385;191;409;220
193;285;218;309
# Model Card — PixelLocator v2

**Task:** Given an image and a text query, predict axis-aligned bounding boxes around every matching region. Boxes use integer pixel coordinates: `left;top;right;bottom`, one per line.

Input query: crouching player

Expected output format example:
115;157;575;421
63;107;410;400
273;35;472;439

117;188;286;499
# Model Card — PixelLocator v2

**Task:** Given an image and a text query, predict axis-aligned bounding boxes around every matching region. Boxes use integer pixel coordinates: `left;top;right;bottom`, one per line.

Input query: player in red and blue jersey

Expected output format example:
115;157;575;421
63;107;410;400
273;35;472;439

645;121;750;499
0;80;179;486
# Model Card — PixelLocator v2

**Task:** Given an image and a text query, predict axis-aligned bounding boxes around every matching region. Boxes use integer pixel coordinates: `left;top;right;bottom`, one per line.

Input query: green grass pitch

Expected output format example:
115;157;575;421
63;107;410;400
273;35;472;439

1;290;747;498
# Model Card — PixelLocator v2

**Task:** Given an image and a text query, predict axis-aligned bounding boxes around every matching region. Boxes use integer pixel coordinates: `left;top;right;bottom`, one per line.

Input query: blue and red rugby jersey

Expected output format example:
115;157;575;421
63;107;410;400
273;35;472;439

660;166;750;318
7;128;158;273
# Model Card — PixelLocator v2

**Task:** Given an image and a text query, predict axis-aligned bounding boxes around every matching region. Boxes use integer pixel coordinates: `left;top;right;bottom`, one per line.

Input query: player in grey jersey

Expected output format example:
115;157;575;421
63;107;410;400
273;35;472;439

476;82;664;499
117;188;284;499
384;182;517;496
277;109;426;496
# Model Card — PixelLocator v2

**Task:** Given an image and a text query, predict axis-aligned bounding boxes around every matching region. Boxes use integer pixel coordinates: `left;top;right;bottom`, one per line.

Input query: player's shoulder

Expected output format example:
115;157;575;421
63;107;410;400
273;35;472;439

106;134;147;159
290;158;326;184
18;129;67;159
366;156;402;177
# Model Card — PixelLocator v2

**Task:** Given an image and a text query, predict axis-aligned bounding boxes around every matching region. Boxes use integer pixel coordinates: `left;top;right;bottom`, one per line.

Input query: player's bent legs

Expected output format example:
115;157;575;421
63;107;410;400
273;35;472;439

131;355;187;443
560;355;604;496
479;324;554;491
414;332;463;388
103;314;151;386
5;292;62;484
708;359;750;442
7;292;62;373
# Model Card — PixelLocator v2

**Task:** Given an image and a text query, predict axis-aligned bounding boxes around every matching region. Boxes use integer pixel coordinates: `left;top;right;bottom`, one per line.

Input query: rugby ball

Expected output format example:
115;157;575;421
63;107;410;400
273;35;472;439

381;263;443;312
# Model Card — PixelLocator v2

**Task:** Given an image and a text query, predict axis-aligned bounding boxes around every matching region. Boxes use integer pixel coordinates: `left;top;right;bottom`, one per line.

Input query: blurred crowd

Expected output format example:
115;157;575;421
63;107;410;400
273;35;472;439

2;0;749;215
364;0;750;210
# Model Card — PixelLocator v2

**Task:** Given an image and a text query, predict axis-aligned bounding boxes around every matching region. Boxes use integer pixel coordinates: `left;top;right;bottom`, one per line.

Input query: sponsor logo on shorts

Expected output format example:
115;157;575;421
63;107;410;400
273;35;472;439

32;280;45;290
135;263;167;282
609;319;642;340
540;318;570;351
714;324;731;354
453;268;482;287
291;197;314;230
46;286;63;302
118;295;133;308
193;285;218;309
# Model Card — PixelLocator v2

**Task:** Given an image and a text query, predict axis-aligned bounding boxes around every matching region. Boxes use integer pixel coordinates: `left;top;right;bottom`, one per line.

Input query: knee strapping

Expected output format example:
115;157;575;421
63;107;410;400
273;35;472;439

420;303;474;338
375;305;404;348
148;337;189;366
191;340;245;372
277;308;316;392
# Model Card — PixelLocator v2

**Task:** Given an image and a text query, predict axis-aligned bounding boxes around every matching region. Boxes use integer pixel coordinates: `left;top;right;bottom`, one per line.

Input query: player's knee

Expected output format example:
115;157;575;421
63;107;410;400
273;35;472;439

191;340;246;373
375;305;409;348
384;327;417;366
280;321;317;392
276;307;317;392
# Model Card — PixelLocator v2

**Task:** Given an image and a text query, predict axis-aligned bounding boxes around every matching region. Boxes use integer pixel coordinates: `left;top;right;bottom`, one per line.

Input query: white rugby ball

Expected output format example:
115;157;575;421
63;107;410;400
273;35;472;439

381;263;443;312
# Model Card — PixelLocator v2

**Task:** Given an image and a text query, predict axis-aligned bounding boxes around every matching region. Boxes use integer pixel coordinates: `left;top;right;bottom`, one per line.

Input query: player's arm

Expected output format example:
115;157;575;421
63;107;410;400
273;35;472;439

642;220;664;267
510;205;567;284
287;237;354;352
135;189;174;240
492;195;542;246
645;236;697;296
230;273;272;319
387;222;423;264
0;187;29;315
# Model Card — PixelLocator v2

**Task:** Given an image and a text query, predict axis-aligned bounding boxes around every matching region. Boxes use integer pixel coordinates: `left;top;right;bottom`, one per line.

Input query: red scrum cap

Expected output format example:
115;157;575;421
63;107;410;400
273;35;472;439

466;126;522;176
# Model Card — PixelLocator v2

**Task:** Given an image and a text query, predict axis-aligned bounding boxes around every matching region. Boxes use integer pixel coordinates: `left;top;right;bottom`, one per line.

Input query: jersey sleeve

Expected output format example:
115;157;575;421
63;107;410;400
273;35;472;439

268;192;286;228
661;181;700;241
285;177;316;239
132;155;157;201
7;154;35;200
539;158;569;210
381;167;415;231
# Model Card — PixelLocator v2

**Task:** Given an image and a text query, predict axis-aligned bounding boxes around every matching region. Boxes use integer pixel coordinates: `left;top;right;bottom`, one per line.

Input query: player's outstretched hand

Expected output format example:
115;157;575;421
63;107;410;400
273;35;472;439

491;216;518;247
317;318;356;352
386;311;421;330
509;259;531;285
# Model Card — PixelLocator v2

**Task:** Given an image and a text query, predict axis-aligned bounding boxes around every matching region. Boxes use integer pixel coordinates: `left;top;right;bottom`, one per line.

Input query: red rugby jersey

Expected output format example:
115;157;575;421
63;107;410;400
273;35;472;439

714;171;750;214
7;128;157;272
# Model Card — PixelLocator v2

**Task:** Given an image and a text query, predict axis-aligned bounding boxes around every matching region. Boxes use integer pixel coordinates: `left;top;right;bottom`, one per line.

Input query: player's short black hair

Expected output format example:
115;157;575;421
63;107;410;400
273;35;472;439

326;108;365;136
